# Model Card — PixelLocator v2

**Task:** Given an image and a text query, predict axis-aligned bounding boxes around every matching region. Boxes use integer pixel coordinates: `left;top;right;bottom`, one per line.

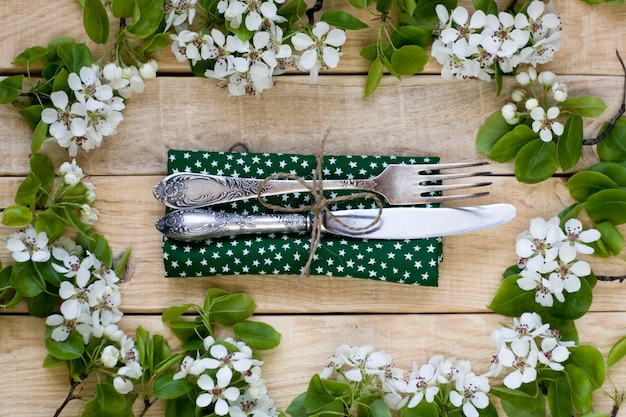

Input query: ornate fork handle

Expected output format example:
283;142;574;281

156;208;313;241
154;173;377;208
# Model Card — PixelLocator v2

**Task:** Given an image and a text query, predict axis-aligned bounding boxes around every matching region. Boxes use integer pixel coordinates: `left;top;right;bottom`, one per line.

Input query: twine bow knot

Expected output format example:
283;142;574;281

256;134;384;284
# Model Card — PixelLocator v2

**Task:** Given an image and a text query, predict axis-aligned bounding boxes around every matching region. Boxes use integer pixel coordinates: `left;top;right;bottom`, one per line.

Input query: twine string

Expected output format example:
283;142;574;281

256;135;384;282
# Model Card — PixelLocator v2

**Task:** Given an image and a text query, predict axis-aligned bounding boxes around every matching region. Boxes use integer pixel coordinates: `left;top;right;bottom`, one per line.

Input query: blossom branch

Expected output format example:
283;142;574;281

306;0;325;24
596;274;626;283
583;50;626;145
138;397;159;417
53;380;81;417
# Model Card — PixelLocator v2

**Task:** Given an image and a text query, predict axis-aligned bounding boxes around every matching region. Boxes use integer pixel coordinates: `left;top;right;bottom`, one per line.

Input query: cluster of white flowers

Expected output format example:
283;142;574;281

41;61;157;156
101;334;144;394
501;67;569;142
489;312;575;389
168;0;346;95
320;345;491;417
515;216;600;307
173;335;278;417
432;1;561;81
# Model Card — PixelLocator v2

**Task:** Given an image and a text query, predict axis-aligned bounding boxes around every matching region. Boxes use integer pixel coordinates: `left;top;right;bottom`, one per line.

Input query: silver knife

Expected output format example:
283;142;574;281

156;204;516;241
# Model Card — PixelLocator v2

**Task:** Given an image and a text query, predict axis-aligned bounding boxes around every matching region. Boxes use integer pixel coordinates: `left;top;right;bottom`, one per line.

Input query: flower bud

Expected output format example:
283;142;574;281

102;63;123;81
552;82;568;102
85;189;96;203
140;59;158;79
80;204;99;225
501;103;518;124
515;72;530;86
102;345;121;368
538;71;557;87
64;171;82;187
525;98;539;111
511;88;526;102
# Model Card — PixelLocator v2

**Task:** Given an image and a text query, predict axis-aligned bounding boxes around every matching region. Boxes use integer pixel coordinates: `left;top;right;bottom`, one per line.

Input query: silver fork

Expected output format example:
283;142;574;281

153;161;492;208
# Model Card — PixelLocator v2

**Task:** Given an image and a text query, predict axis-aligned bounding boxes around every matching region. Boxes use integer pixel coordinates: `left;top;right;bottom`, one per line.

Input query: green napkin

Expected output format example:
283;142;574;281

162;149;443;286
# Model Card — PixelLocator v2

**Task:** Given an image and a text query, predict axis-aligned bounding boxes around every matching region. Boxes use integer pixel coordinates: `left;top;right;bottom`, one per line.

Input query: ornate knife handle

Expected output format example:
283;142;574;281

155;208;312;241
153;172;376;209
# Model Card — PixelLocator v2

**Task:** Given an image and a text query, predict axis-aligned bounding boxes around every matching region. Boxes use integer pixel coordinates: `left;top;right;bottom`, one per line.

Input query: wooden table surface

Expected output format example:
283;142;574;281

1;0;626;415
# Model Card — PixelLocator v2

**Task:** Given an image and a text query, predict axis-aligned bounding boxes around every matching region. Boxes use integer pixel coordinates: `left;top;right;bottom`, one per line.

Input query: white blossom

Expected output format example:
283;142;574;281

6;226;50;262
41;91;88;140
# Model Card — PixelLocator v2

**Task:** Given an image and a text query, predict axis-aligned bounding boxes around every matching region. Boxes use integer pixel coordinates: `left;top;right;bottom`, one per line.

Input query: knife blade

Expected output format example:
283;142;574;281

156;203;516;241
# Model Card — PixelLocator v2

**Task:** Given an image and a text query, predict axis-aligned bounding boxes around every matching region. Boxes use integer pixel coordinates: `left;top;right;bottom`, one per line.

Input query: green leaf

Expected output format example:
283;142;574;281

0;75;24;104
549;278;592;320
18;104;45;129
390;26;434;48
568;345;606;389
557;114;583;171
488;275;538;317
165;396;197;417
153;374;195;399
490;381;540;411
595;221;624;256
588;162;626;187
286;392;308;417
565;364;594;414
84;0;110;44
111;0;135;17
35;208;66;240
586;189;626;224
128;0;164;38
472;0;498;13
476;111;515;155
57;41;93;73
559;96;607;117
565;171;619;202
488;124;537;162
11;261;45;298
233;321;281;350
30;152;55;194
210;293;257;325
365;58;383;97
304;374;350;414
395;0;417;15
162;303;195;322
547;377;572;417
608;335;626;367
31;120;48;154
598;118;626;162
401;398;439;417
82;382;136;417
138;33;172;55
370;399;392;417
114;246;133;278
2;205;33;227
44;328;85;360
12;46;48;67
320;9;368;30
26;290;58;317
376;0;393;13
390;45;428;76
514;139;558;184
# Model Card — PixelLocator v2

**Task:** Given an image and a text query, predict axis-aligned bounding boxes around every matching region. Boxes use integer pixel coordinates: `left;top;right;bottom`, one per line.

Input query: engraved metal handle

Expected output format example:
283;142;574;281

153;173;376;209
155;208;313;241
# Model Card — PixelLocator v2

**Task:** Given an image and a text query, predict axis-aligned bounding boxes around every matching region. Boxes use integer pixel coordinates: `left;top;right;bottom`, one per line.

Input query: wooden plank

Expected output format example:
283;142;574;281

0;74;622;176
2;175;624;314
1;313;625;415
2;0;626;76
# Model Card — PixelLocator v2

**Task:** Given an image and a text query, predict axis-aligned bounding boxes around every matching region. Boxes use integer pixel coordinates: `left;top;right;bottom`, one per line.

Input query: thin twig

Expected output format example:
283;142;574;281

306;0;324;24
597;274;626;283
583;50;626;145
53;380;81;417
138;397;159;417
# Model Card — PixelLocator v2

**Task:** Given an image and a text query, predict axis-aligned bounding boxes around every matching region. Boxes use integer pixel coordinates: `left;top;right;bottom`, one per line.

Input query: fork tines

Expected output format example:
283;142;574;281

417;161;492;203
